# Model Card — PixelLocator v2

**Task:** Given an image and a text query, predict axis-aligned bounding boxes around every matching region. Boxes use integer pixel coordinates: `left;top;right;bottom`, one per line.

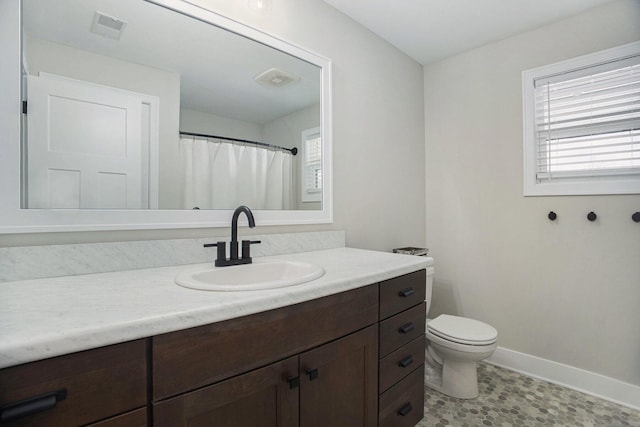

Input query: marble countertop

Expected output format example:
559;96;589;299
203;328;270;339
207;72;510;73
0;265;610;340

0;247;432;369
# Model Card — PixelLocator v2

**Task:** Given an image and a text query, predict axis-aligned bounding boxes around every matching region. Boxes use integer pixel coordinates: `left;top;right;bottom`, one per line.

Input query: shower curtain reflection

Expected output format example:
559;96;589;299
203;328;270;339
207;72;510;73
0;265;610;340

181;136;293;210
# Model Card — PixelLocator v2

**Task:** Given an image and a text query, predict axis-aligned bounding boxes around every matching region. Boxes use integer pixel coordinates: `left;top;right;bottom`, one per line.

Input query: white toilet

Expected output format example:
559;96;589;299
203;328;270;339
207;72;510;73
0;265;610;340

424;266;498;399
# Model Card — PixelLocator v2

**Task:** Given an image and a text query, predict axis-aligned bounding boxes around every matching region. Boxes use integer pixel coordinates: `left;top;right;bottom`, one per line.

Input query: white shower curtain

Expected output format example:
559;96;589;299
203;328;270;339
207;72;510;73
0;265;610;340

181;136;293;210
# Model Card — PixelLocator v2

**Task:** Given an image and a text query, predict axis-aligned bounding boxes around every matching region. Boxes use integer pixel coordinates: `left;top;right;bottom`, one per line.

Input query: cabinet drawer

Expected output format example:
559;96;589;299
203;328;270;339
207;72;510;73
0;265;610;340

379;303;425;357
86;408;147;427
379;270;426;320
379;335;425;393
378;365;425;427
153;284;378;400
0;340;146;427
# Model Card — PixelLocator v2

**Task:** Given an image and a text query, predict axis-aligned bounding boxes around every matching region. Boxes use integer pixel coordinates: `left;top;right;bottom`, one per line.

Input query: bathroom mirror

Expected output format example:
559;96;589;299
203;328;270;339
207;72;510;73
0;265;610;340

0;0;333;232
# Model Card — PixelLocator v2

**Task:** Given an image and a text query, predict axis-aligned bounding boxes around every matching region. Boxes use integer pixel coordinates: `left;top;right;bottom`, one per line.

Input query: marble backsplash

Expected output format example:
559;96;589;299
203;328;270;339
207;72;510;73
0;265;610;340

0;231;345;283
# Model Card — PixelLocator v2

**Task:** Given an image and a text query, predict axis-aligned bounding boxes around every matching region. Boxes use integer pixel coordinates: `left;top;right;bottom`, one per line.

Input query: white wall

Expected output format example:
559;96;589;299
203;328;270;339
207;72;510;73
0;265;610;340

263;104;321;210
180;108;263;141
424;0;640;385
263;104;320;150
24;37;182;210
3;0;426;252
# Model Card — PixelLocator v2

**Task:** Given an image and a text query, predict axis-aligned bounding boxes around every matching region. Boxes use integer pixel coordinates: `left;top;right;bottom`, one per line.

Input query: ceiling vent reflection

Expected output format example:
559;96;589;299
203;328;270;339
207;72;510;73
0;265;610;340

254;67;300;87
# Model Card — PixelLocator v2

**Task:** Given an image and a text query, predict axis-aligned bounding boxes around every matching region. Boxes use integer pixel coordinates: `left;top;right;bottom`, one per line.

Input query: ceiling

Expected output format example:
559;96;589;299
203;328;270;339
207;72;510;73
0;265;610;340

323;0;618;64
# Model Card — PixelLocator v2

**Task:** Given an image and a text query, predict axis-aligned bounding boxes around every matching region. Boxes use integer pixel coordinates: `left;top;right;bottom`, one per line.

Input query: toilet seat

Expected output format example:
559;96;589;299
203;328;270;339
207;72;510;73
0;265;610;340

427;314;497;346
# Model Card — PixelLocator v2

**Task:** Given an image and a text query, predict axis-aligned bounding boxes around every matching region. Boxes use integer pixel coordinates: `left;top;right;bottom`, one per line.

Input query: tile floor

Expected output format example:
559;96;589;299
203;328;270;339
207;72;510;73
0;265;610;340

418;363;640;427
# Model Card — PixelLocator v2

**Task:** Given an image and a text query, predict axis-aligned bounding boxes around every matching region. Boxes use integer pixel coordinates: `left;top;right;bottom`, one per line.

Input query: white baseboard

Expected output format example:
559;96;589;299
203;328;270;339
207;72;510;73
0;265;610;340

486;346;640;411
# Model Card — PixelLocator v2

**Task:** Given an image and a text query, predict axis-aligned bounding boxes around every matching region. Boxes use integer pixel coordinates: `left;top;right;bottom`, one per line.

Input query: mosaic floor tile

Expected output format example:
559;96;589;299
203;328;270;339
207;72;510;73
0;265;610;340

418;362;640;427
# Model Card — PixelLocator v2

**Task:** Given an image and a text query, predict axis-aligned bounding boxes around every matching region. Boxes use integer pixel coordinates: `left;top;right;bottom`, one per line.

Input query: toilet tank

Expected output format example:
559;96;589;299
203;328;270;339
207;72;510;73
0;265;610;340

426;265;434;316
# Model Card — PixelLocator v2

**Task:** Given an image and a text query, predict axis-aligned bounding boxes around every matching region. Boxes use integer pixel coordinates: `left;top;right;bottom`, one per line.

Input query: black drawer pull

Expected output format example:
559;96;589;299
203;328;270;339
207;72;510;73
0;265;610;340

0;389;67;423
398;288;415;298
397;402;413;416
307;368;319;381
287;376;300;389
398;355;414;368
398;322;415;334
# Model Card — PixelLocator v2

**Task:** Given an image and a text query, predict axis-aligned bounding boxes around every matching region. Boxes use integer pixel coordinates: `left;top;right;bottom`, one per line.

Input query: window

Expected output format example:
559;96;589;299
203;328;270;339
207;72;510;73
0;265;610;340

522;41;640;196
301;127;322;202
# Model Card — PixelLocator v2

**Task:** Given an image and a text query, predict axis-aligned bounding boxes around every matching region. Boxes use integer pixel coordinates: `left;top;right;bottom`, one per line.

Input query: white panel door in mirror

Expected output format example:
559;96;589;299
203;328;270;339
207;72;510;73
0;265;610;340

26;74;157;209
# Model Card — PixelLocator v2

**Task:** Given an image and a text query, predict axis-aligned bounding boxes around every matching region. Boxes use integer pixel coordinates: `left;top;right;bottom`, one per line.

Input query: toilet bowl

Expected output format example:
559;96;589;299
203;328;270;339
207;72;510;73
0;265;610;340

425;314;497;398
423;267;498;399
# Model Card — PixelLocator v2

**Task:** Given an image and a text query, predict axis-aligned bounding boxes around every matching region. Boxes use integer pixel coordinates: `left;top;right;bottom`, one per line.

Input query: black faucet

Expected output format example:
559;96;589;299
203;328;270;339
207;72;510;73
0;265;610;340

204;206;261;267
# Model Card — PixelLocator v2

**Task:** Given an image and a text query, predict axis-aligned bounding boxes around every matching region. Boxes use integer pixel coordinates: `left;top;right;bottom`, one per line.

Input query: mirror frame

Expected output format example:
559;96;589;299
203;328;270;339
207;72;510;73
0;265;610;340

0;0;333;233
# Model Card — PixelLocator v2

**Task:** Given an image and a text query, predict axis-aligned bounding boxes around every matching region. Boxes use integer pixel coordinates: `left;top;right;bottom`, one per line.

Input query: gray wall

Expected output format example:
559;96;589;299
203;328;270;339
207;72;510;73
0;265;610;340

1;0;426;252
424;0;640;385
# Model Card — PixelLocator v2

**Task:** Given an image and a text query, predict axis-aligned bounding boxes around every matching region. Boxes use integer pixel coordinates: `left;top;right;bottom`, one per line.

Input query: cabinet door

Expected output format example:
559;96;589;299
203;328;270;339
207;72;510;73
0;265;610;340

153;356;298;427
85;408;147;427
299;325;378;427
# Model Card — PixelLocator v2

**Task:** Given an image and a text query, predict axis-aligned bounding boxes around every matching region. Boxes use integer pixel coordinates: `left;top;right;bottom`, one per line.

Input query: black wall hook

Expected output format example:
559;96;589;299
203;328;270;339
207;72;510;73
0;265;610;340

587;211;597;222
548;211;557;221
632;212;640;223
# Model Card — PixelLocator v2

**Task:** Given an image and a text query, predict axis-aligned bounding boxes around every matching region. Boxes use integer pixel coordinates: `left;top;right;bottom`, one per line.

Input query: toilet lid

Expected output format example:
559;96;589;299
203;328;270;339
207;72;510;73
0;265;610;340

427;314;497;345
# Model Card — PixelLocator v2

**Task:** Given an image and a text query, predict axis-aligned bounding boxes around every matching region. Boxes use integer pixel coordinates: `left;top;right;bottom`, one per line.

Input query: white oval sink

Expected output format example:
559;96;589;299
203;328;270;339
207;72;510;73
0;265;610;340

175;260;325;291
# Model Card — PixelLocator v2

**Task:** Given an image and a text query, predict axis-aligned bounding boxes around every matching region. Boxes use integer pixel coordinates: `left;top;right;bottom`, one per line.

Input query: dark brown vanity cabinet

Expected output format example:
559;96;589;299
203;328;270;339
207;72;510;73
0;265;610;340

152;269;427;427
154;326;378;427
377;270;427;427
152;285;379;427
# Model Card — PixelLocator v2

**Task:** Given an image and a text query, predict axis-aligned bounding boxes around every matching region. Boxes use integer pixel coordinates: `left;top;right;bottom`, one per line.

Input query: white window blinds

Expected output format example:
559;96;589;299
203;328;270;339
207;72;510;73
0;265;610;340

301;127;322;202
533;58;640;181
304;136;322;190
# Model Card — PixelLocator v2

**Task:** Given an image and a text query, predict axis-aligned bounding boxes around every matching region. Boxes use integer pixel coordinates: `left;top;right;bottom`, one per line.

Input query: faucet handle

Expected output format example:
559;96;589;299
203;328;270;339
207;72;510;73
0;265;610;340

204;241;226;264
241;240;261;260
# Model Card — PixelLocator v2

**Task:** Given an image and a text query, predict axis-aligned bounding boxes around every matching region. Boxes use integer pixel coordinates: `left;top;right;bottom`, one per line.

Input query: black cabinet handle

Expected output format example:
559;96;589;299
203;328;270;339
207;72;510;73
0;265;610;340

587;211;597;221
307;368;319;381
287;376;300;389
398;322;415;334
398;288;415;297
398;355;414;368
397;402;413;417
0;389;66;423
632;212;640;223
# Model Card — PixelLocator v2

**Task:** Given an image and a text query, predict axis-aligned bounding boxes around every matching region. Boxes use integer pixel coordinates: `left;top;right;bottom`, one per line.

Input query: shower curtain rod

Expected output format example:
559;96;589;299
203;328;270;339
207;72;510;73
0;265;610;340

179;131;297;155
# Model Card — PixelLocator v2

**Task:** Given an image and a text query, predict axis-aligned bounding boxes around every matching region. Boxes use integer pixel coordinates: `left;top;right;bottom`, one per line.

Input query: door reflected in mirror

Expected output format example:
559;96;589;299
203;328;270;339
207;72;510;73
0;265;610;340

21;0;322;211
